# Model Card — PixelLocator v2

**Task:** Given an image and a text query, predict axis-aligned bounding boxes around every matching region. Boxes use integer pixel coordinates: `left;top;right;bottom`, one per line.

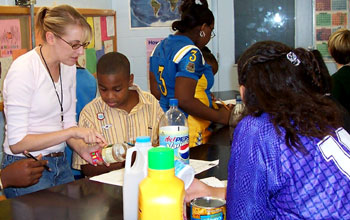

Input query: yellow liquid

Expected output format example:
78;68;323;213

138;168;185;220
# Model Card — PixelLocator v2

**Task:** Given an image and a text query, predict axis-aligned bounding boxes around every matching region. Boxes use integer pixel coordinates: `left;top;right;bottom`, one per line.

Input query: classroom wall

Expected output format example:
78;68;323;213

0;0;337;91
0;0;112;9
113;0;338;92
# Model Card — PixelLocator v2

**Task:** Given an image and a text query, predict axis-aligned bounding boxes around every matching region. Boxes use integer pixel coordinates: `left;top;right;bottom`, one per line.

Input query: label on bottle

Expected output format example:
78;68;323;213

101;144;118;163
159;126;189;164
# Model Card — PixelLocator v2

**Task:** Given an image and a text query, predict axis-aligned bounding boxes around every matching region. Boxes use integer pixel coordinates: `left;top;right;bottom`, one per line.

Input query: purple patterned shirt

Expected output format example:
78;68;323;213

227;113;350;219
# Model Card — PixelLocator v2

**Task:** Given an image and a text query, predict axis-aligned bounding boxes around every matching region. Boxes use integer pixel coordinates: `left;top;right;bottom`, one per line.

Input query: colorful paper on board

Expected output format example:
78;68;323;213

106;16;115;37
101;17;110;41
104;40;113;53
87;17;95;49
86;48;97;74
0;56;13;101
96;46;105;62
93;17;102;50
12;48;27;60
78;49;87;68
0;19;21;57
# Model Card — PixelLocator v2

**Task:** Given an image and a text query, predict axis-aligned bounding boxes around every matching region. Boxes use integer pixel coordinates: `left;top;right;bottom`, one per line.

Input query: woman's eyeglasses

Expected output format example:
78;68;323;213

55;34;90;50
209;26;216;39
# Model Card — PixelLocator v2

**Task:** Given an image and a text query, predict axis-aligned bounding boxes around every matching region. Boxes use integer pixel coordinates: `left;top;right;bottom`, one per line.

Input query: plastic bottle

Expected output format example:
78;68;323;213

233;95;244;115
138;147;185;220
90;143;129;165
123;136;152;220
159;98;190;164
174;159;194;190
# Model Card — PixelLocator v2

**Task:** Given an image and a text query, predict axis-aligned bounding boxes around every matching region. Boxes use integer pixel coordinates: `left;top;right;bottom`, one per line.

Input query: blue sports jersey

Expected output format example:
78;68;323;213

201;63;214;108
227;113;350;219
150;35;206;114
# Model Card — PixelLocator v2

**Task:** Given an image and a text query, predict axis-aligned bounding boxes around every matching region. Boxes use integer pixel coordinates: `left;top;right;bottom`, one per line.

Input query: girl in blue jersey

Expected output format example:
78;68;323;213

186;41;350;219
149;0;231;147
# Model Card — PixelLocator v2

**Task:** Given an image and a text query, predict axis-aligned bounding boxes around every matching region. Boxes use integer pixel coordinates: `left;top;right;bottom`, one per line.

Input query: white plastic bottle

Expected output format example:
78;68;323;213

123;136;152;220
159;98;190;164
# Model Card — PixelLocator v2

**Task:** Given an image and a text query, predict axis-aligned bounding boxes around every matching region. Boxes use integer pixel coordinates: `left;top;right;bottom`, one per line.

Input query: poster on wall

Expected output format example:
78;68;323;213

130;0;182;28
0;56;13;101
146;38;164;88
0;19;21;57
314;0;348;60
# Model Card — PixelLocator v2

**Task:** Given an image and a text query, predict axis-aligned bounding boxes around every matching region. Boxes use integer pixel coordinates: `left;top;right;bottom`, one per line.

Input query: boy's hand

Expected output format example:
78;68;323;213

1;155;48;188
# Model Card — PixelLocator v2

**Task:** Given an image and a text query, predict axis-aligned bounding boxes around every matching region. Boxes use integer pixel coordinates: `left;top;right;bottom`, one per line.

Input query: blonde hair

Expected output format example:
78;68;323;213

36;4;92;43
328;28;350;64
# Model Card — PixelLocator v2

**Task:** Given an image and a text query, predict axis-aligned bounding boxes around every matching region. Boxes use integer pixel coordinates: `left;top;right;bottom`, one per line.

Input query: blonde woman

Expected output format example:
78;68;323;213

2;5;106;198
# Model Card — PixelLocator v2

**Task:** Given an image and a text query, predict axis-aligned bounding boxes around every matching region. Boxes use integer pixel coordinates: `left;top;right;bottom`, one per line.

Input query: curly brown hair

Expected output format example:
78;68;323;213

237;41;342;153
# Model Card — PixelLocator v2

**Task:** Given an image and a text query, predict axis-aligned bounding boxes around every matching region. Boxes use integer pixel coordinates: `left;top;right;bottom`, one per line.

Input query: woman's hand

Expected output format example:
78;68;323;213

69;127;107;145
67;127;107;165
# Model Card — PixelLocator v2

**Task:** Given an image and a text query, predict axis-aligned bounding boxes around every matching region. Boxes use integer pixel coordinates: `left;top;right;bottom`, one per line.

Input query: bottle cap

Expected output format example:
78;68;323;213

169;98;178;107
136;136;151;143
148;147;174;170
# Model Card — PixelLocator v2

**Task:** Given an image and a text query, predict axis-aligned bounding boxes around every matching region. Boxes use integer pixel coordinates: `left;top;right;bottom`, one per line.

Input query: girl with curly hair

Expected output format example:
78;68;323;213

186;41;350;219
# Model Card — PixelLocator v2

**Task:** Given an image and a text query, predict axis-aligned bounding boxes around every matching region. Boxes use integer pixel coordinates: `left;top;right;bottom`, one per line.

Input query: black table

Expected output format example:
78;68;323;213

0;90;237;220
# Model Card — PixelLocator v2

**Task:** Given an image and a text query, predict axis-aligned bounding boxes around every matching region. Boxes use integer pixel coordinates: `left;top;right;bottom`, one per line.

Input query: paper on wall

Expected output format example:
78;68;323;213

93;17;102;50
0;56;13;101
106;16;115;37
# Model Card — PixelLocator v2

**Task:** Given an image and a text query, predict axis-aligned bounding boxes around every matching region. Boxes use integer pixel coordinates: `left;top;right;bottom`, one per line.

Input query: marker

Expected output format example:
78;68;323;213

23;152;51;172
218;98;230;110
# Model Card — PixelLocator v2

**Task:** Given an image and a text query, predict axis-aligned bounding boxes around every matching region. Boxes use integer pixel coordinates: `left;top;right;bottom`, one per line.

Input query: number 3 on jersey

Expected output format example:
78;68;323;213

157;65;167;96
318;128;350;180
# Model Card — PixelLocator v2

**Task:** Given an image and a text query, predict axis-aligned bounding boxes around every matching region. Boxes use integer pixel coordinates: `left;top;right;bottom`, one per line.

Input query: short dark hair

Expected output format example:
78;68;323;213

201;46;216;64
172;0;214;33
97;52;130;76
328;28;350;64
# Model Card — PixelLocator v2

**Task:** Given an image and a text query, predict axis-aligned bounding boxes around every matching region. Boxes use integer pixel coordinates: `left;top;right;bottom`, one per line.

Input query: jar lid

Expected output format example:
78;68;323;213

169;98;178;107
136;136;151;143
148;147;174;170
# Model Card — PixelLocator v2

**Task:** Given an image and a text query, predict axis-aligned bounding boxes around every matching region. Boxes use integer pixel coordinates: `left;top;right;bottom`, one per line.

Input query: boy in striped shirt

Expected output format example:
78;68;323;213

72;52;164;177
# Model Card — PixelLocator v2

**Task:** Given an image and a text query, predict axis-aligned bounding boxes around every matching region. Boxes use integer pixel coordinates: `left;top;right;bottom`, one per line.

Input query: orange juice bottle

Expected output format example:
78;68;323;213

138;147;185;220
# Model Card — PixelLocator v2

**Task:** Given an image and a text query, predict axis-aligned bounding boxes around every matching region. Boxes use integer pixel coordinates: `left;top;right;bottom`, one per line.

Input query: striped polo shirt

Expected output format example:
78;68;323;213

72;85;164;170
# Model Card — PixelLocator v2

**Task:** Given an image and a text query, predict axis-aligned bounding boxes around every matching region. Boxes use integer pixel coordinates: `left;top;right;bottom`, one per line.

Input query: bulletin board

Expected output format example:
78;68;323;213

0;6;117;111
314;0;348;60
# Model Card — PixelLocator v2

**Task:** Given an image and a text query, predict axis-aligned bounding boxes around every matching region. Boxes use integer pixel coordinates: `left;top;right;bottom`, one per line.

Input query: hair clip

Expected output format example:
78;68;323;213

195;0;203;5
286;52;300;66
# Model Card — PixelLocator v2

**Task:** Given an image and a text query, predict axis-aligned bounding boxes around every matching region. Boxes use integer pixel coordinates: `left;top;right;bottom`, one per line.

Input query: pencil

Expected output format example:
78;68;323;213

23;152;51;172
218;98;230;110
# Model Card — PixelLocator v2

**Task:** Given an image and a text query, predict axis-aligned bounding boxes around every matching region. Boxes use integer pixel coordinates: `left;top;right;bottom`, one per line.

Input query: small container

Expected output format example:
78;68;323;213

159;98;190;164
138;147;185;220
90;143;129;165
174;160;194;190
123;136;152;220
190;197;226;220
